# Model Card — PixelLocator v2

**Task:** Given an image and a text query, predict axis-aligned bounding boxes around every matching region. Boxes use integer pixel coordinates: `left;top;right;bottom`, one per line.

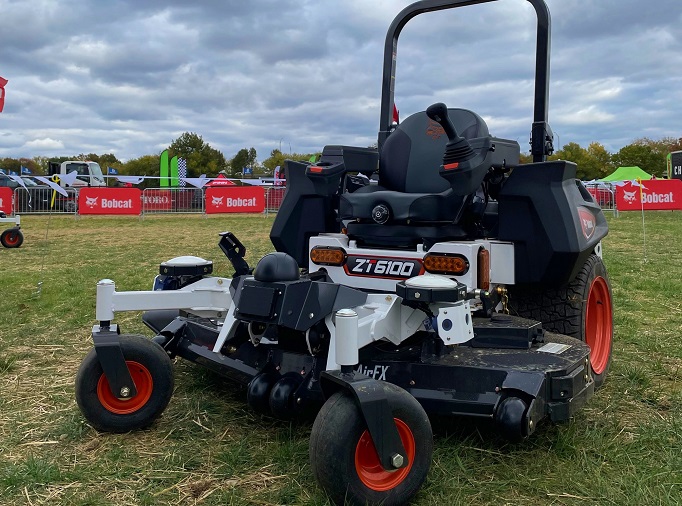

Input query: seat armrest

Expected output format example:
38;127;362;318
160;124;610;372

489;137;520;169
317;145;379;175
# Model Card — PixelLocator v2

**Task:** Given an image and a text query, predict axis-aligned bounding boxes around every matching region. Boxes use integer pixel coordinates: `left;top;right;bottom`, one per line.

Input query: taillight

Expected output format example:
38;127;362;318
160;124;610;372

423;253;469;275
310;246;346;266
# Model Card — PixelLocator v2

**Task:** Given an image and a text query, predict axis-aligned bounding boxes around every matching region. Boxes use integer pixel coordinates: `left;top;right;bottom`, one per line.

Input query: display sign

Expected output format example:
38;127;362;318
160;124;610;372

615;179;682;211
78;188;142;215
0;187;12;214
205;186;265;214
669;151;682;181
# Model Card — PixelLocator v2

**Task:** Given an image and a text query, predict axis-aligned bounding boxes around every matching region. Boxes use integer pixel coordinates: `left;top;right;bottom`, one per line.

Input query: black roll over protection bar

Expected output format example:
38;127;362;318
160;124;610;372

377;0;553;163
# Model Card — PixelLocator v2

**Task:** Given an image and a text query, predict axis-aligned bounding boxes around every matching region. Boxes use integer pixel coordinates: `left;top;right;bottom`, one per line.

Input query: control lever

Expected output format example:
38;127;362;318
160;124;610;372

426;102;475;166
218;231;251;276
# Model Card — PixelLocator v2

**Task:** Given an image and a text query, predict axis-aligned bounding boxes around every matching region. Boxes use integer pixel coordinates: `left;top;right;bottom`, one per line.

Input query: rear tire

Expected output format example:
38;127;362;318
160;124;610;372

310;382;432;506
1;229;23;248
75;335;174;432
508;253;613;388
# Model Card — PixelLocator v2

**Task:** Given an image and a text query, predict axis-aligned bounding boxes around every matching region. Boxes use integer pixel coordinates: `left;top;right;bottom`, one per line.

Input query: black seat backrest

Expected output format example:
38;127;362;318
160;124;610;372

379;108;489;193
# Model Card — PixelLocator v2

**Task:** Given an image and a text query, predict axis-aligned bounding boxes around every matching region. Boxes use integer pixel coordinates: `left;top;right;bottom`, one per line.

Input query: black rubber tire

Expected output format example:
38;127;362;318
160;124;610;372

309;382;433;506
75;335;174;432
1;229;23;248
507;253;613;388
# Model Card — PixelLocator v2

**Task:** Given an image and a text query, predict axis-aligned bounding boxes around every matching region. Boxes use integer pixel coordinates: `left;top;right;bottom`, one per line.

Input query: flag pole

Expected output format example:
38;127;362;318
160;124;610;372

638;178;647;263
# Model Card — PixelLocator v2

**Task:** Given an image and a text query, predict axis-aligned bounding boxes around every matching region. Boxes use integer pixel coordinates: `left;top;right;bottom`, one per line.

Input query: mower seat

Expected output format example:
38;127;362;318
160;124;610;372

339;108;489;247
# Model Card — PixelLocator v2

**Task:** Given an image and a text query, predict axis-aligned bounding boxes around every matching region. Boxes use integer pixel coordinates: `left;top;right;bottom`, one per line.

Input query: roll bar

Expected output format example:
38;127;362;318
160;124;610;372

378;0;553;162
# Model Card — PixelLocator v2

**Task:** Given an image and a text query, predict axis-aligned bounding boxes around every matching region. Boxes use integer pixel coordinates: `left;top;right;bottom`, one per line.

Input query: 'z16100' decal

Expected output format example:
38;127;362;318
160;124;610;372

344;256;423;279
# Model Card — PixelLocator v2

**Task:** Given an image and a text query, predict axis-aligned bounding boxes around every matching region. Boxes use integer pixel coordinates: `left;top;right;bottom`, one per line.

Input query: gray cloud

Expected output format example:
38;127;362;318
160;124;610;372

1;0;680;163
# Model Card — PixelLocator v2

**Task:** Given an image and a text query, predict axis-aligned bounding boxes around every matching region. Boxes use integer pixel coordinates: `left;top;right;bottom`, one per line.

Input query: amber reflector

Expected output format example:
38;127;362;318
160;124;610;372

310;247;346;266
478;247;490;291
423;253;469;275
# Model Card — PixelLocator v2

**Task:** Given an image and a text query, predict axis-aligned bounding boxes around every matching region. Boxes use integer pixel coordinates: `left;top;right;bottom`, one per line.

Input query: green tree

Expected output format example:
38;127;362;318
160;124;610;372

0;157;21;174
586;142;614;179
551;142;612;180
122;154;161;188
261;149;321;175
32;156;51;174
75;153;122;176
17;157;40;175
230;147;258;177
168;132;227;178
613;142;664;177
518;152;534;164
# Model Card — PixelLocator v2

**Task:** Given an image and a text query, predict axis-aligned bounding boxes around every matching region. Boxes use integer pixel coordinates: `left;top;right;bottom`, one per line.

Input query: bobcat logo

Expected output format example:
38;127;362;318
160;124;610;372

426;119;445;139
578;208;596;240
623;190;637;203
86;196;99;208
212;196;224;206
582;218;594;234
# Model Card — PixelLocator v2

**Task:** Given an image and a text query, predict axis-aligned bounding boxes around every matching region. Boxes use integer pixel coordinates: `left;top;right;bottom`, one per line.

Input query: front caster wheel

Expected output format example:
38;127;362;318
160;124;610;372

1;228;23;248
75;334;174;432
309;382;433;506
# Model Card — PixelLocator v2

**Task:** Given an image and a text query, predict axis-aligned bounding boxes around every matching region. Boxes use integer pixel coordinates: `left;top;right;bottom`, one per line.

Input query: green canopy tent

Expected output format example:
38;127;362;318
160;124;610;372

600;166;653;182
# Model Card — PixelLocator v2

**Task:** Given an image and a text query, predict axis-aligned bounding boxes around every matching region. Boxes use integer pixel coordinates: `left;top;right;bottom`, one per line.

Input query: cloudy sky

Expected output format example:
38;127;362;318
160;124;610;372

1;0;681;164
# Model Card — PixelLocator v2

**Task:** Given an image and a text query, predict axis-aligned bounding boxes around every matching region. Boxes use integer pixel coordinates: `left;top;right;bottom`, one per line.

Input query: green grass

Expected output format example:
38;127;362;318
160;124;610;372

1;212;681;505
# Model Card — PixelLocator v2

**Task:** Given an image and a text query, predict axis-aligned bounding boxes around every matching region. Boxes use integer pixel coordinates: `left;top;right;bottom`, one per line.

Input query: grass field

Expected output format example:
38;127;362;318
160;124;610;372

1;212;681;505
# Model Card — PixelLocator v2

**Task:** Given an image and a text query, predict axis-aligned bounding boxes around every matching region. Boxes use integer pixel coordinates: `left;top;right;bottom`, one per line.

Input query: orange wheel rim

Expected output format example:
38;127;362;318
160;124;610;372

585;276;613;374
355;418;415;491
97;361;153;414
4;233;19;246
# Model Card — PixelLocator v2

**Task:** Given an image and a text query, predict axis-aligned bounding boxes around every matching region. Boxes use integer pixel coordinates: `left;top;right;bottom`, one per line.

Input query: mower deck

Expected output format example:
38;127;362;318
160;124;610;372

144;311;593;430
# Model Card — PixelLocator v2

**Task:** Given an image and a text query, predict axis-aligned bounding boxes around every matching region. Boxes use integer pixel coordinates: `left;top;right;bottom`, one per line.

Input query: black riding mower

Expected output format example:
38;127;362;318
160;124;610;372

74;0;613;504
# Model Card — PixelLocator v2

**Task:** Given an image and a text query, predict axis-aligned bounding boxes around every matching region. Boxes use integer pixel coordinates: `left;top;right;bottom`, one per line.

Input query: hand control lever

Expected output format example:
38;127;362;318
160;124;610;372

426;102;475;167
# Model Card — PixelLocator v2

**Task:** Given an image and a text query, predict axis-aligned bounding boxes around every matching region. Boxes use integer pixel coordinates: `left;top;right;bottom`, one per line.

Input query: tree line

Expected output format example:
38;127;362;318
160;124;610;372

1;133;319;187
519;136;682;180
3;132;681;184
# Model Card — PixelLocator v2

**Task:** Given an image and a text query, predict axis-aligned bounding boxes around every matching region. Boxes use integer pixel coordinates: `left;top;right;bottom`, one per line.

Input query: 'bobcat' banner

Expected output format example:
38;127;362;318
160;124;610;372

615;179;682;211
205;186;265;214
78;188;142;215
0;187;12;214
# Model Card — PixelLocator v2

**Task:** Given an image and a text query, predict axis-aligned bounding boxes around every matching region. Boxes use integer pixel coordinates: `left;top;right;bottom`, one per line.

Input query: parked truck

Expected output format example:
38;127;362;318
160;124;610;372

48;161;106;188
44;161;106;212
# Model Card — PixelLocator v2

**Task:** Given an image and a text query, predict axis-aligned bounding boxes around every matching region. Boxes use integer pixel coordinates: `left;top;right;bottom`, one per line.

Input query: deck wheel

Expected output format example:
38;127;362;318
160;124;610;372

75;335;174;432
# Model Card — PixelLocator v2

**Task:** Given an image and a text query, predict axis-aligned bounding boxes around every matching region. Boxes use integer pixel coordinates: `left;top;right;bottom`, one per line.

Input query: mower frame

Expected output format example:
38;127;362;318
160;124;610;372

76;1;612;504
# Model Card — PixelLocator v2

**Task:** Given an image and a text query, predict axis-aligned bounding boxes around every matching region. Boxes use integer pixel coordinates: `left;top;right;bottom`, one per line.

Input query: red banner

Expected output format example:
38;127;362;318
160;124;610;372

78;188;141;215
0;187;12;214
615;179;682;211
142;189;173;211
205;186;265;214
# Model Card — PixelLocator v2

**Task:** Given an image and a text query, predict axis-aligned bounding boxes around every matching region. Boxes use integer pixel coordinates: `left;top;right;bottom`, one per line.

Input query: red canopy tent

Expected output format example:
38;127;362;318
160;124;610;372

206;174;236;187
